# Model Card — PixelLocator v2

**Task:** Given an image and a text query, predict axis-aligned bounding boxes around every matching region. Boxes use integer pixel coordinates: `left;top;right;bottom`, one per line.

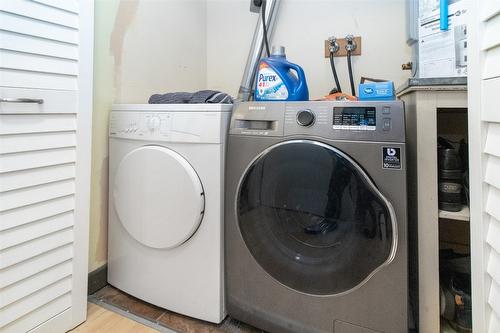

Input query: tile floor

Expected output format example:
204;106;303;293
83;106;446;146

70;303;160;333
87;286;449;332
91;285;265;333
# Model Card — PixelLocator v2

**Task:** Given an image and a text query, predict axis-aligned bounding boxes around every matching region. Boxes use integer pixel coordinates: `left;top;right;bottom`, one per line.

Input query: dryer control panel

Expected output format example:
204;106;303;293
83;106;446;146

109;111;230;144
109;112;171;138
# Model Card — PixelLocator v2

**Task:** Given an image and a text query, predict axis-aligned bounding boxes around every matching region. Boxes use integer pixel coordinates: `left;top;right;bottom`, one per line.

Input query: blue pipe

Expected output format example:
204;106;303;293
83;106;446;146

440;0;449;31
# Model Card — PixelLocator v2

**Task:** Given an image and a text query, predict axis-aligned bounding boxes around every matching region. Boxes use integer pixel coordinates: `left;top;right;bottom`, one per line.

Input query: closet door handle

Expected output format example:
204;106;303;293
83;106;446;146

0;98;44;104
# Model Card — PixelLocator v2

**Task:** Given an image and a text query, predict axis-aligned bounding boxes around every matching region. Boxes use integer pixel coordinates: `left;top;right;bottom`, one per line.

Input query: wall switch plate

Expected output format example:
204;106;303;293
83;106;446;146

324;36;362;58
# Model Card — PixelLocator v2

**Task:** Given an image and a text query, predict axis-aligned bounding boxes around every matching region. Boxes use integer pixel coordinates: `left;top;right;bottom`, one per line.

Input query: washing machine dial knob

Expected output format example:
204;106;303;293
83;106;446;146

296;109;315;127
147;116;161;131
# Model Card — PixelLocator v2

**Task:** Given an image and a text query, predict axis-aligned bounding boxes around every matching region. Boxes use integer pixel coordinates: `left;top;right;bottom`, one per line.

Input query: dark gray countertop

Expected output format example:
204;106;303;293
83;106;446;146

397;77;467;94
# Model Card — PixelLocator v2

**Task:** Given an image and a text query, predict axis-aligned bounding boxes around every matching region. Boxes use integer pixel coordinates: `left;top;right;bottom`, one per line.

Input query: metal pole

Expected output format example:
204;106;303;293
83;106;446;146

237;0;281;101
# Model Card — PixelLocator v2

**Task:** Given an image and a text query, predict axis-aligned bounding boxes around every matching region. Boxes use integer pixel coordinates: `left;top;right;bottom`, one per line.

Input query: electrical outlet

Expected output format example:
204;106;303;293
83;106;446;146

324;36;362;58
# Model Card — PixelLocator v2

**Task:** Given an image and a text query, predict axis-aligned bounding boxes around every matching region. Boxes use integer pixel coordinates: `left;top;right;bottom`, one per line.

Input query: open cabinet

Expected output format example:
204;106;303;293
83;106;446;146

437;107;471;333
0;1;93;332
398;83;470;333
398;1;500;332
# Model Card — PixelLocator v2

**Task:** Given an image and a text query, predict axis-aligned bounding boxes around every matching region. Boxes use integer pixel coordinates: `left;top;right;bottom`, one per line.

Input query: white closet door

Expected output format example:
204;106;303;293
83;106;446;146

468;1;500;332
0;1;93;332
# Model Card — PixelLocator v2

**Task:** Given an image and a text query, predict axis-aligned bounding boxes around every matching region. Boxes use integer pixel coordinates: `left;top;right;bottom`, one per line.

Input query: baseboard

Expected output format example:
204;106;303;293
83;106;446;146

88;264;108;295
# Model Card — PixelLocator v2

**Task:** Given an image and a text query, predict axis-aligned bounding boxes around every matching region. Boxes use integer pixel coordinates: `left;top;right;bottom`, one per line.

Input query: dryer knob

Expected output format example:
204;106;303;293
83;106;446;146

296;109;315;127
147;116;161;131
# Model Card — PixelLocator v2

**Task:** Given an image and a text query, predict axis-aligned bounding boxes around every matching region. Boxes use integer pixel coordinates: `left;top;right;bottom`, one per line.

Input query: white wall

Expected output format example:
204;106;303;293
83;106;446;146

207;0;411;99
90;0;207;272
206;0;257;97
117;0;207;103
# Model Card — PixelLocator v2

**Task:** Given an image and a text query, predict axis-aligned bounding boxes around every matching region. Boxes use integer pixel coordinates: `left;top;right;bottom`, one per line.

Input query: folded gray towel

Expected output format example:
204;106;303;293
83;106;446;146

148;90;233;104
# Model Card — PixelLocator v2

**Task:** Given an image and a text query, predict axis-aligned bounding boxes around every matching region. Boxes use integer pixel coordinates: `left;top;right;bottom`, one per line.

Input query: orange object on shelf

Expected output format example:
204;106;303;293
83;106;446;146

316;92;358;101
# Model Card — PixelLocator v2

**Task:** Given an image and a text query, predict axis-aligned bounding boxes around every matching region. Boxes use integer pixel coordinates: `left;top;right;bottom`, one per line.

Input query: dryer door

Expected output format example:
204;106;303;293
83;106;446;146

113;145;204;249
237;140;397;296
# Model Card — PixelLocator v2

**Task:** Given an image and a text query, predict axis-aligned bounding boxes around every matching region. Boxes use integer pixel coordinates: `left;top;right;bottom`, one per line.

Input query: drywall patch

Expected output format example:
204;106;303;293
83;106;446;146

110;0;139;100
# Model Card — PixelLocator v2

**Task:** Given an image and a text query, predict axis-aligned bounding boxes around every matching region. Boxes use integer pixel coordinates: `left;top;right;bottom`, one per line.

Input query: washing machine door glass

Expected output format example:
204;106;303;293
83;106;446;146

113;145;204;249
237;140;397;296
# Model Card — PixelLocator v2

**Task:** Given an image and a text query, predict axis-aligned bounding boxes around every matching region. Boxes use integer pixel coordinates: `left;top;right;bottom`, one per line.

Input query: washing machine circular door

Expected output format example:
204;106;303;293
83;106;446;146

113;145;204;249
237;140;397;296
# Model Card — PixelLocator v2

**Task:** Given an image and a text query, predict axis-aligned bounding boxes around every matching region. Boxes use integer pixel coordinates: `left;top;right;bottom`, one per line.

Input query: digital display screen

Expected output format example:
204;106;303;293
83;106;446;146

333;107;376;130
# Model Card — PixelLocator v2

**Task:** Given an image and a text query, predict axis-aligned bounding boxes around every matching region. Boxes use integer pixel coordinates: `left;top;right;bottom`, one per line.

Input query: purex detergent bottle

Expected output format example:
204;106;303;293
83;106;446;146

255;46;309;101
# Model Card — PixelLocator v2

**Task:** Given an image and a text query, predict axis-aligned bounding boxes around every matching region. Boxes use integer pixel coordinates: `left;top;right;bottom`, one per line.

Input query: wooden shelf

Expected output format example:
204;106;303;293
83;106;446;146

439;206;470;221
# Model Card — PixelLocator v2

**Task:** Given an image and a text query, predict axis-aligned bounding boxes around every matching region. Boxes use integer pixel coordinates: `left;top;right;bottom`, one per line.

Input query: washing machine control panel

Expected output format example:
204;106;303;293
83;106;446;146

296;109;315;127
283;101;405;142
332;106;377;131
230;101;405;142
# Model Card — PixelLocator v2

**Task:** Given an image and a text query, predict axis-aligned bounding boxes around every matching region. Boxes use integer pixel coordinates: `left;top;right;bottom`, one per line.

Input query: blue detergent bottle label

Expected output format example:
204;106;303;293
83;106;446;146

254;46;309;101
256;62;289;100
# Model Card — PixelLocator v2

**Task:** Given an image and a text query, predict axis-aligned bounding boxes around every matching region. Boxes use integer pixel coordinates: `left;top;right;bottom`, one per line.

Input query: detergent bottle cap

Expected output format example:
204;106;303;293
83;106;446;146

271;45;286;57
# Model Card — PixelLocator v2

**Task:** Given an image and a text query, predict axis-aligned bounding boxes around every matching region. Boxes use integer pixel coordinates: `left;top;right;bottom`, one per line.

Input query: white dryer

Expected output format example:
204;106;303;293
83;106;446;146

108;104;231;323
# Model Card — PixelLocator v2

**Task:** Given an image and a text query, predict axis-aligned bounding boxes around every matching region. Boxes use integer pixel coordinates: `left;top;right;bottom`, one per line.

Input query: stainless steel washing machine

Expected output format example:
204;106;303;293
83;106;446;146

225;101;407;333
